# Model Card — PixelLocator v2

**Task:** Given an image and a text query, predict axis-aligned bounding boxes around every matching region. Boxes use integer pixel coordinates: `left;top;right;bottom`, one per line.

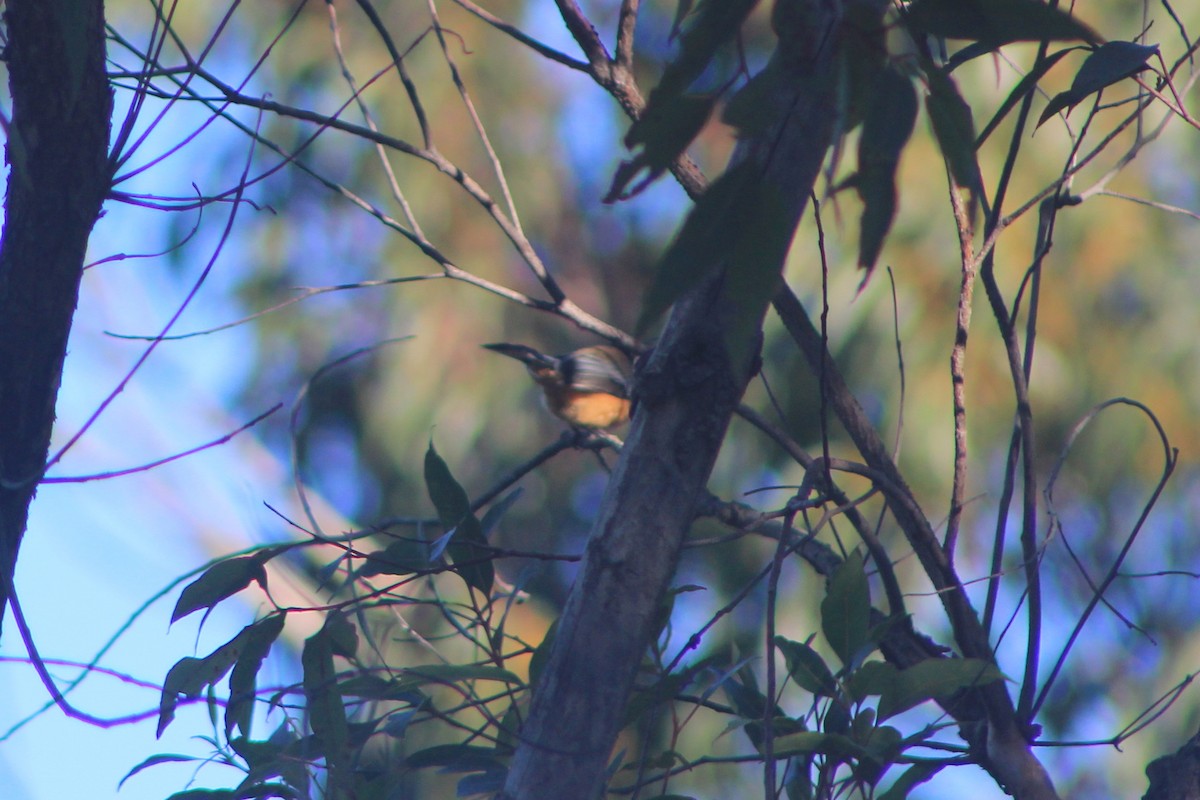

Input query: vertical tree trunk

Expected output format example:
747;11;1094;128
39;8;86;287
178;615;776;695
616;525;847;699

0;0;113;631
500;2;845;796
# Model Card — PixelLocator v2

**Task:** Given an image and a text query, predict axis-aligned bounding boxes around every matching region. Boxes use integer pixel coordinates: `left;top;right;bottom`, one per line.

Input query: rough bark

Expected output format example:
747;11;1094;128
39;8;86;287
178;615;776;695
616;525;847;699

1145;728;1200;800
499;3;845;797
0;0;113;631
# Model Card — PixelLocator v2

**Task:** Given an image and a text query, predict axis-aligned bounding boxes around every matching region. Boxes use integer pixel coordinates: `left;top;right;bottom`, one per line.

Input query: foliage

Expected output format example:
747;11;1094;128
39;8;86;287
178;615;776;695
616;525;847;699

7;0;1200;798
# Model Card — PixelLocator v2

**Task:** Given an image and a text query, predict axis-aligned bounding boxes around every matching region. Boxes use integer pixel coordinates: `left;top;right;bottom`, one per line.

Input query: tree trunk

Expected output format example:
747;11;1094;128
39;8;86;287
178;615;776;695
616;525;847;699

500;2;845;796
1145;728;1200;800
0;0;113;631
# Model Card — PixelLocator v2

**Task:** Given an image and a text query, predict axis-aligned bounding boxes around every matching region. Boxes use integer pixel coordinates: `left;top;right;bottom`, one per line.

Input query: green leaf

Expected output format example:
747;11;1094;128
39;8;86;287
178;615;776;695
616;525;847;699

171;554;270;623
528;618;558;689
821;551;871;668
337;673;428;703
853;722;903;784
659;0;759;97
623;658;714;727
877;657;1005;720
771;731;866;760
302;623;349;761
406;743;505;769
226;613;287;739
496;703;522;751
855;67;918;275
723;178;793;371
722;60;789;135
975;48;1075;146
405;663;524;686
878;762;942;799
120;754;199;789
723;662;771;720
229;731;310;797
166;791;237;800
158;629;249;737
744;716;807;754
638;156;794;365
1038;41;1159;127
424;442;494;595
904;0;1098;46
323;611;358;659
636;160;756;334
845;659;898;703
609;93;716;201
670;0;697;38
823;698;852;735
425;441;472;529
773;636;837;696
609;0;758;199
925;66;983;194
359;537;429;577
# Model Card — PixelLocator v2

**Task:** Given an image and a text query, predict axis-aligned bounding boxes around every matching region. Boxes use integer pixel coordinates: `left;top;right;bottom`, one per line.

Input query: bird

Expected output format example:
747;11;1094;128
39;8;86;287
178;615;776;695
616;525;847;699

483;342;633;430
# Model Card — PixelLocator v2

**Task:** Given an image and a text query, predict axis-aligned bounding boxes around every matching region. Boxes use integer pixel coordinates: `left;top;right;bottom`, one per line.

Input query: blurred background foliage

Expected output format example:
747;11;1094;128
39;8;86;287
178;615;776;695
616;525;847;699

92;0;1200;796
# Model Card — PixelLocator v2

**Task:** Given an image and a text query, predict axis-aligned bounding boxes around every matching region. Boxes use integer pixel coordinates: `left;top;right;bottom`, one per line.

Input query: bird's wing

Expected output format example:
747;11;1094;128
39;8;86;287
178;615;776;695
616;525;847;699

563;347;631;397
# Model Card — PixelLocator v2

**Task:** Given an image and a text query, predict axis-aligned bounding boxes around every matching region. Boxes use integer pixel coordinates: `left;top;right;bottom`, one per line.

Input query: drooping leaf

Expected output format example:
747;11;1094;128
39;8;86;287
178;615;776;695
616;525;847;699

724;660;775;720
670;0;697;39
852;722;903;784
226;613;287;739
323;610;358;659
624;658;715;727
642;163;794;366
405;743;506;769
624;670;695;727
383;709;419;739
925;66;983;194
771;731;868;761
661;0;759;97
823;697;852;735
820;551;871;668
877;762;942;799
158;628;251;737
171;553;271;623
528;618;558;689
845;659;898;703
424;442;494;595
609;0;759;199
404;663;524;686
722;59;789;136
975;47;1075;146
855;67;918;275
609;93;716;201
337;673;429;703
120;754;200;789
358;537;429;578
229;729;310;797
1038;41;1159;126
302;622;349;761
636;160;758;334
877;657;1006;720
773;636;837;696
723;178;794;371
904;0;1098;46
425;440;472;529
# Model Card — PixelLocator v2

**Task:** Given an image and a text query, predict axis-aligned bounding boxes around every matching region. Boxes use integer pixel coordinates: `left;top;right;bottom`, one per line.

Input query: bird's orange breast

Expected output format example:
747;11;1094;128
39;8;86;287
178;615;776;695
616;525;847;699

545;388;631;429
